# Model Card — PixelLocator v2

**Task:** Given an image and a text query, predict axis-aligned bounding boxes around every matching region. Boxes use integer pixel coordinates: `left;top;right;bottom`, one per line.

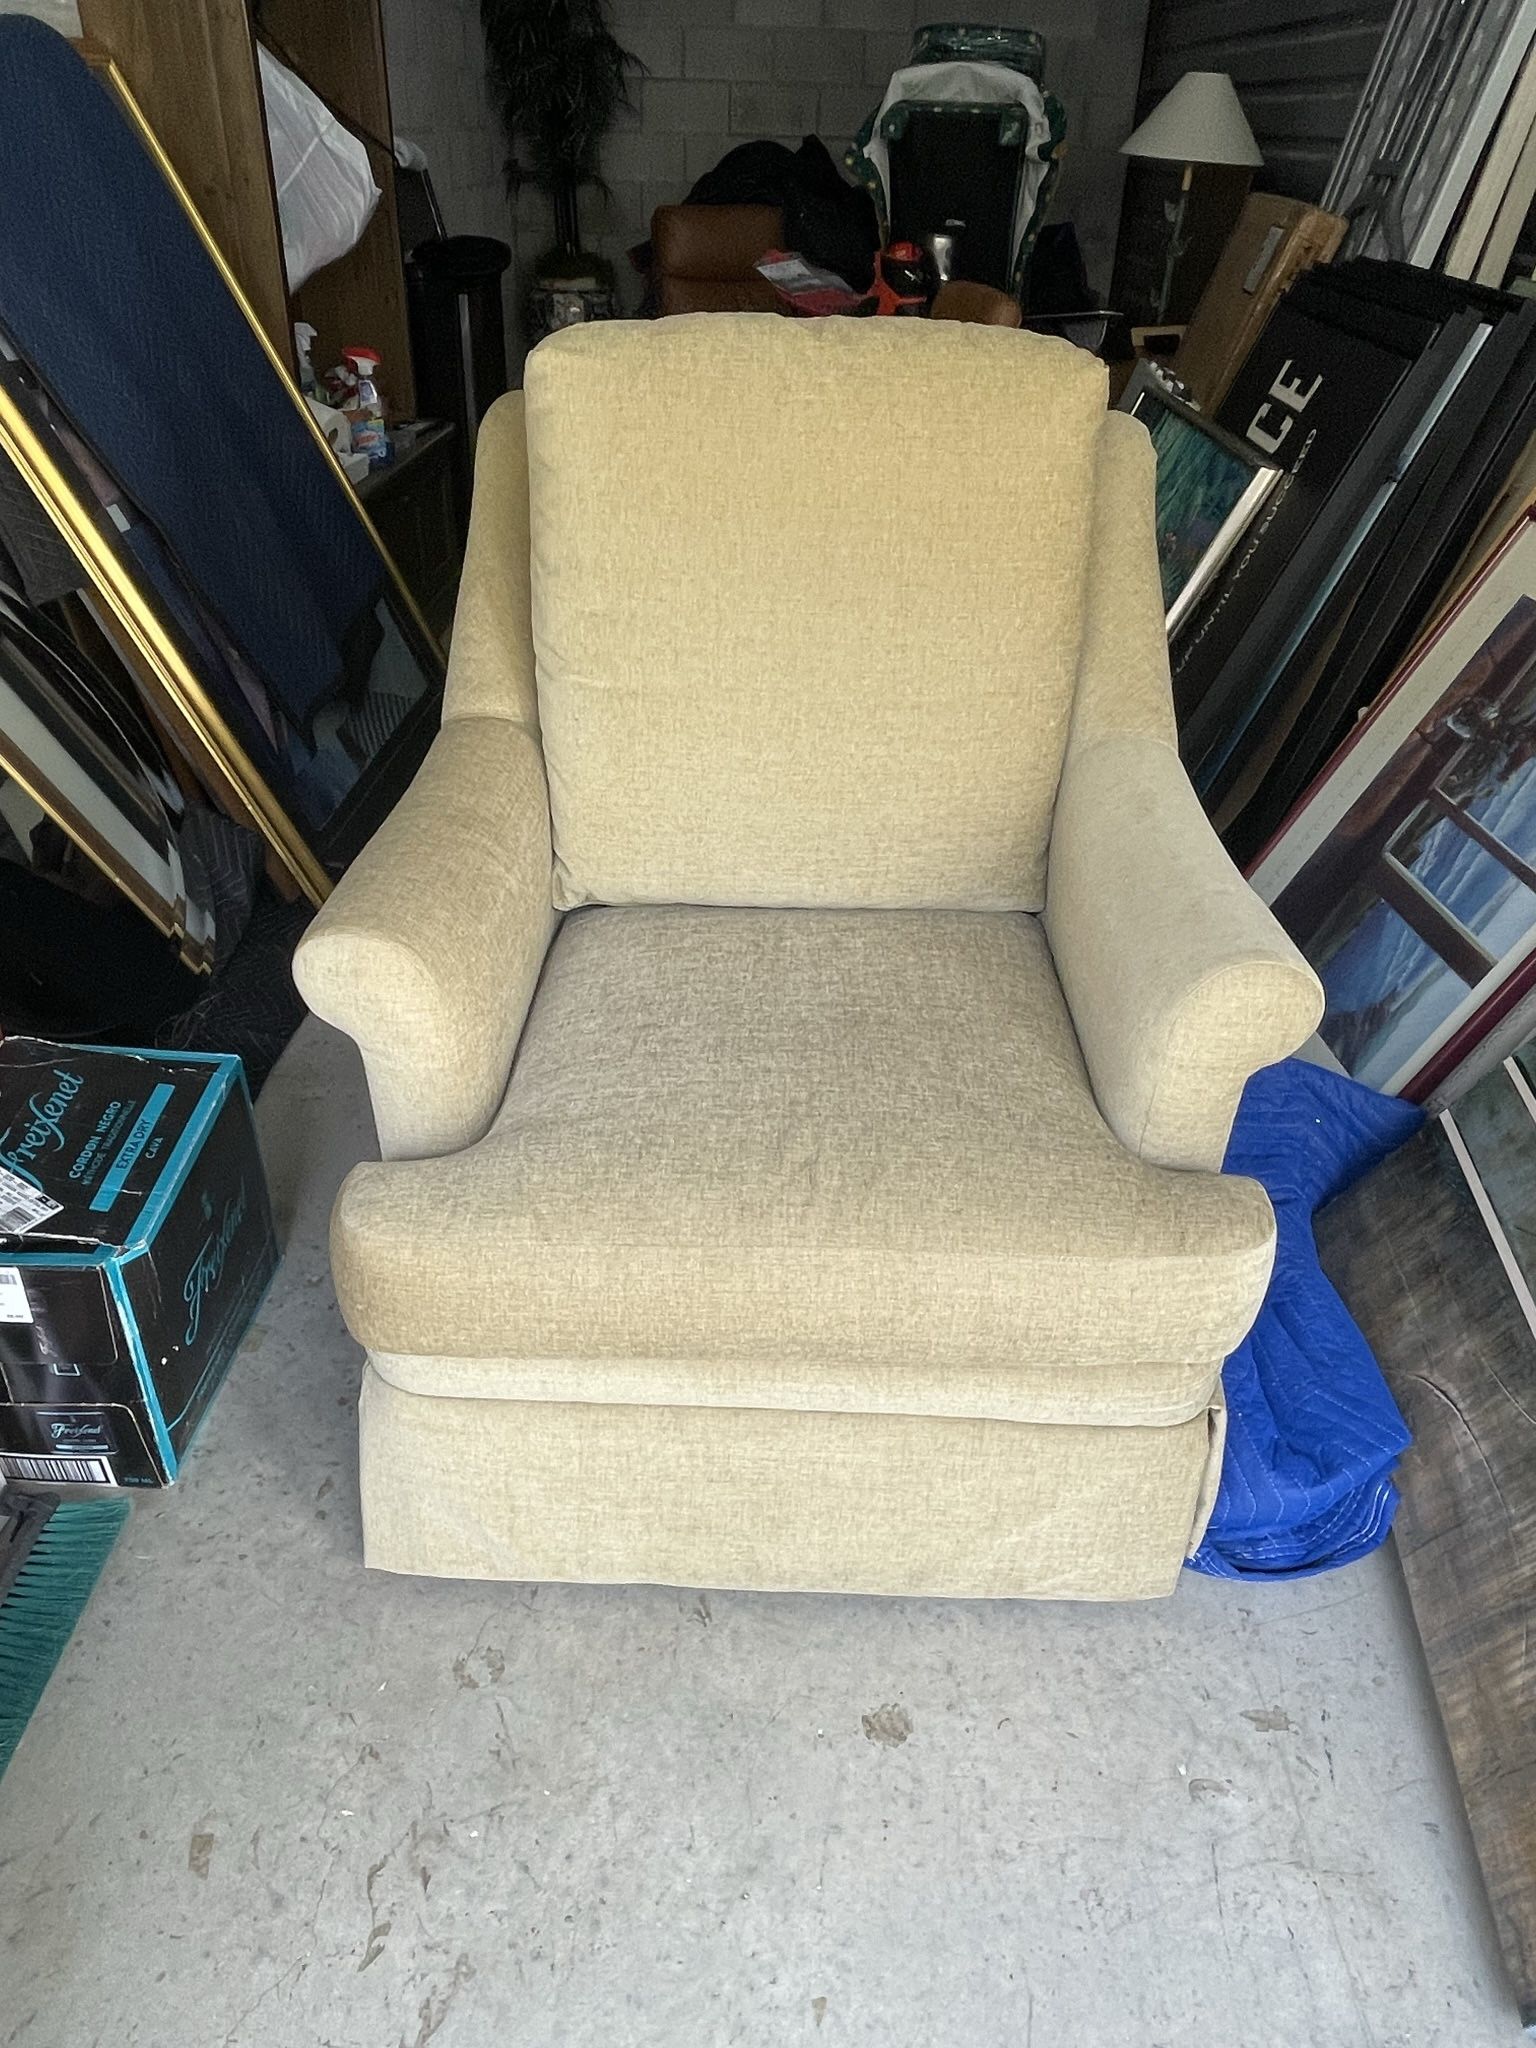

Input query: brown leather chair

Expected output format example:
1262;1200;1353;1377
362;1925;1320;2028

931;280;1022;327
650;204;785;316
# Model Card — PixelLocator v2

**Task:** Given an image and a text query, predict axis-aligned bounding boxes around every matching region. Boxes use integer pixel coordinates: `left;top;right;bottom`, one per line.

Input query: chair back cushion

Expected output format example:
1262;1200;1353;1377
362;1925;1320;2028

652;205;786;316
651;203;785;281
523;314;1106;909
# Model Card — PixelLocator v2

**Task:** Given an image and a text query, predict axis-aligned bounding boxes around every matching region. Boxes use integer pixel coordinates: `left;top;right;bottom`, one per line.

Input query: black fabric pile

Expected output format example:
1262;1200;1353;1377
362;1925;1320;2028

633;136;881;305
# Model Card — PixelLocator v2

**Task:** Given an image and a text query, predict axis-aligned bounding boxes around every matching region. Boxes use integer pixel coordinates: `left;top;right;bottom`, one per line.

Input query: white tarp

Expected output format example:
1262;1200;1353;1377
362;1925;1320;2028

259;45;381;292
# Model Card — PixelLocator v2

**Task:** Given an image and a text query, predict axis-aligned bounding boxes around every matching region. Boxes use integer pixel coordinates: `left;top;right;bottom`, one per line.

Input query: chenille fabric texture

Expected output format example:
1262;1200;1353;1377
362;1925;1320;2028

336;906;1276;1391
295;317;1322;1600
524;314;1104;912
357;1374;1222;1601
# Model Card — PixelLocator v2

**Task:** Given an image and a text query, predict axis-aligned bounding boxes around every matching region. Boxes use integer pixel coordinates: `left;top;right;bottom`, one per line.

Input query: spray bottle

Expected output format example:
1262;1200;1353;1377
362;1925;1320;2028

342;346;392;468
293;321;320;400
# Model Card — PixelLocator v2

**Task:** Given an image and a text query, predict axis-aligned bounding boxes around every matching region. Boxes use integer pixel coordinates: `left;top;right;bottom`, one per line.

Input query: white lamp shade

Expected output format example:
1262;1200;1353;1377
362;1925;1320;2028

1120;71;1263;168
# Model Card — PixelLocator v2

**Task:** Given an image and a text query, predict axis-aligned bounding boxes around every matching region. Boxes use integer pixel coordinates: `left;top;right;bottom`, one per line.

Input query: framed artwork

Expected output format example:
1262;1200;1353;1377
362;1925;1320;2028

1334;0;1536;268
1250;515;1536;1099
1173;281;1436;739
0;37;446;908
1313;1051;1536;2027
1116;363;1282;637
0;578;214;968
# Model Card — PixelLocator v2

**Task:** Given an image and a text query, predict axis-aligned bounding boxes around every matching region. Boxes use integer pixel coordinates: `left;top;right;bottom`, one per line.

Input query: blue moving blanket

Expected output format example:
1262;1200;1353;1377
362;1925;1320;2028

1187;1059;1423;1582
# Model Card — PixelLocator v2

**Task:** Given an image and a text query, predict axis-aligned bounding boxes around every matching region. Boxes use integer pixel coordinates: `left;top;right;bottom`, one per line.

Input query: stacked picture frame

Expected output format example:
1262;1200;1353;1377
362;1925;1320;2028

0;22;444;972
1316;1032;1536;2026
1324;0;1536;275
1116;365;1282;637
0;579;217;972
1127;244;1536;1122
1250;515;1536;1101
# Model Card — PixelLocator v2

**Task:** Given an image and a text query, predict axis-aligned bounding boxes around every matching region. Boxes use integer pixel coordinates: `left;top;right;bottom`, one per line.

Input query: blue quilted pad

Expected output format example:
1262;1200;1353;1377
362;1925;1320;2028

1187;1059;1423;1582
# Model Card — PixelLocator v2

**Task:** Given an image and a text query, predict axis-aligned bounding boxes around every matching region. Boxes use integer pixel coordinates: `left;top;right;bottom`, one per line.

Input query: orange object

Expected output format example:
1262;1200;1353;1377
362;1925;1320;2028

870;241;929;315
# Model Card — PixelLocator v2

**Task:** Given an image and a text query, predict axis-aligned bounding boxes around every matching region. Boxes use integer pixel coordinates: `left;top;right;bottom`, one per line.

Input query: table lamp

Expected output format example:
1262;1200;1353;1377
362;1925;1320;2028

1121;71;1263;321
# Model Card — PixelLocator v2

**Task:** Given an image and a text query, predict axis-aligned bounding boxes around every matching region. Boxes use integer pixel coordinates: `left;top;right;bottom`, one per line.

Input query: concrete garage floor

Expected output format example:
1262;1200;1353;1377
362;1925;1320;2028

0;1017;1521;2047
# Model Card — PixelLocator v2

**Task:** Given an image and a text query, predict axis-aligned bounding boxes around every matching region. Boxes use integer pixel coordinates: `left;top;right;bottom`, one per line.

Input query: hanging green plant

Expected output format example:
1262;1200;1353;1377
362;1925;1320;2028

479;0;639;263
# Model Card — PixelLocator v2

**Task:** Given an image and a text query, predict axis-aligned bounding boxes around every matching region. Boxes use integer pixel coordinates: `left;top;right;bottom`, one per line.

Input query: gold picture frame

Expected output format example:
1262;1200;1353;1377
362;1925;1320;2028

0;588;214;974
0;55;446;910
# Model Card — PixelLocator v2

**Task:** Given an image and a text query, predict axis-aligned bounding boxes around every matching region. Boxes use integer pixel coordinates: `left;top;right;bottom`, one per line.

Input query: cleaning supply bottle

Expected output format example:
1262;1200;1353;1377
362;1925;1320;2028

342;345;392;467
293;321;320;400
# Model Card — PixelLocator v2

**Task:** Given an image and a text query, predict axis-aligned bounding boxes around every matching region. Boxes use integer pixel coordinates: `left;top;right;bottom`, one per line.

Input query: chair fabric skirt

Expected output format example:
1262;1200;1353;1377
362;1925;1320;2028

358;1360;1226;1601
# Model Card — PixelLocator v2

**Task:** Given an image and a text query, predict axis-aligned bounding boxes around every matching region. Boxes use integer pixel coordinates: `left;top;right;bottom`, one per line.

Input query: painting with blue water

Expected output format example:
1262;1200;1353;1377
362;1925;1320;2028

1254;520;1536;1098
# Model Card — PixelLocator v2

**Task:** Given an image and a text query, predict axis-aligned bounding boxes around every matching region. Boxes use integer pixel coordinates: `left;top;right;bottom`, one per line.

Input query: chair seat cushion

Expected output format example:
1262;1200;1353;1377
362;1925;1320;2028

333;907;1276;1423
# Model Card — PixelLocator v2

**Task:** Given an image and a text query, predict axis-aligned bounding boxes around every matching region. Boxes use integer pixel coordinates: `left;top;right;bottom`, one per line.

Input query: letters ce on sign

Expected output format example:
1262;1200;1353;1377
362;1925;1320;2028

1246;361;1322;457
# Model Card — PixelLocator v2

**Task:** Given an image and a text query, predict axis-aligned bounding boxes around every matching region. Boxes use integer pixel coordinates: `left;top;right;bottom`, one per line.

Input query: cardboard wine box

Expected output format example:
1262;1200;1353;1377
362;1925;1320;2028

0;1038;277;1486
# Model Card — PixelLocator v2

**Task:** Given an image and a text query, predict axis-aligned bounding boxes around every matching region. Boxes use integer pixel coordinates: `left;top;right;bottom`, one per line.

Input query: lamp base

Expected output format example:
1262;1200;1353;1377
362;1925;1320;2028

1155;161;1195;326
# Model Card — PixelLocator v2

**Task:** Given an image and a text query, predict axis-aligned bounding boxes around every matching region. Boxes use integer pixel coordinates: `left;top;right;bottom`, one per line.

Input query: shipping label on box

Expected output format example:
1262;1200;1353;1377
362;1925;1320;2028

0;1038;278;1485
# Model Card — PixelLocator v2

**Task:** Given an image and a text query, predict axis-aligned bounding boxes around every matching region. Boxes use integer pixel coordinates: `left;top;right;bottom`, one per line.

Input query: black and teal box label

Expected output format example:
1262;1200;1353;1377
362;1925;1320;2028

0;1038;277;1485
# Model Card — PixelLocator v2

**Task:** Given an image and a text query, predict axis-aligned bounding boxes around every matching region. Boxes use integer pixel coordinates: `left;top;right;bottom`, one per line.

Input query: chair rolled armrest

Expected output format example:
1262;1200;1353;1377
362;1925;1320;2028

293;716;557;1161
1046;733;1323;1172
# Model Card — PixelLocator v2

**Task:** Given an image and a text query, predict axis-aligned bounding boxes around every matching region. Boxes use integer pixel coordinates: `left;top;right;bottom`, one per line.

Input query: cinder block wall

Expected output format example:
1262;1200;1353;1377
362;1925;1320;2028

574;0;1151;302
383;0;1150;324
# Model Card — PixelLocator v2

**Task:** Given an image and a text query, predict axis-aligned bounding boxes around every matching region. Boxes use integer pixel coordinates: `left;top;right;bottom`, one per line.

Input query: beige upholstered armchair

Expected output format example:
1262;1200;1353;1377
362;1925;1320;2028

295;317;1322;1601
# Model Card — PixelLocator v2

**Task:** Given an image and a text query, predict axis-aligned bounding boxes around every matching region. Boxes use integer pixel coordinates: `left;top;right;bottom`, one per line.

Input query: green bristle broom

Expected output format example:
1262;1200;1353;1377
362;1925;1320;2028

0;1486;128;1779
